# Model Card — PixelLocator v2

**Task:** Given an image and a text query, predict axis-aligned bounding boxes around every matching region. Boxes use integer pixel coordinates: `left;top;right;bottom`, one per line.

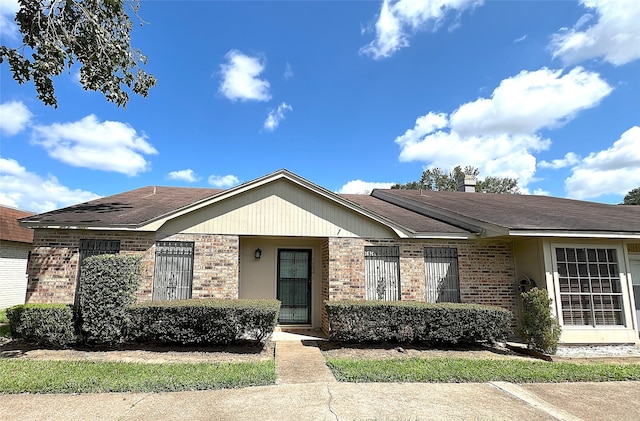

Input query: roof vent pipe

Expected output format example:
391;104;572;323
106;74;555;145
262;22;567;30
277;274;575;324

457;175;476;193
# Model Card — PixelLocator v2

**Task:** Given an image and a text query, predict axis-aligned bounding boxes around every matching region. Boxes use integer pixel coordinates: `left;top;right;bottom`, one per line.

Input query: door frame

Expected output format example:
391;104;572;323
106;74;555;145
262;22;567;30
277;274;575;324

276;248;312;325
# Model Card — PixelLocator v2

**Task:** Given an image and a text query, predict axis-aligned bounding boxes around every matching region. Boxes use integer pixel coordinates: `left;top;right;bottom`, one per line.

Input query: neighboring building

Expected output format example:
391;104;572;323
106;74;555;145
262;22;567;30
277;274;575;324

0;206;34;309
19;170;640;344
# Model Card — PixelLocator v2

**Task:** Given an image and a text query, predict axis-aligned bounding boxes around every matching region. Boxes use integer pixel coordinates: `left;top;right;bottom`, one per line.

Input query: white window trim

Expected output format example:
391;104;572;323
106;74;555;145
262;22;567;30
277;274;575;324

548;242;633;330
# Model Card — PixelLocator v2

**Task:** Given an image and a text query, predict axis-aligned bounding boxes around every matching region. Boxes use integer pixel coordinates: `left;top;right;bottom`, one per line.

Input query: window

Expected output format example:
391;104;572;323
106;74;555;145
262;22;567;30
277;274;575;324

79;239;121;263
153;241;194;300
364;246;400;300
424;247;460;303
555;247;624;326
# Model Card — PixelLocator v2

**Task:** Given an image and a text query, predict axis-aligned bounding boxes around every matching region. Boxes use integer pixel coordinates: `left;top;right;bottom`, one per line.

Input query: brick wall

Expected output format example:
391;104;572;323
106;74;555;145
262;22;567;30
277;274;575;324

26;229;240;304
159;233;239;300
323;237;517;314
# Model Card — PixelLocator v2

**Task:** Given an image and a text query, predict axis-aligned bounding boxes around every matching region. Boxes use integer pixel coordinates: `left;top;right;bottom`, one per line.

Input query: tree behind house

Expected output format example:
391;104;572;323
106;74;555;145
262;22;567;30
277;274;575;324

392;165;521;194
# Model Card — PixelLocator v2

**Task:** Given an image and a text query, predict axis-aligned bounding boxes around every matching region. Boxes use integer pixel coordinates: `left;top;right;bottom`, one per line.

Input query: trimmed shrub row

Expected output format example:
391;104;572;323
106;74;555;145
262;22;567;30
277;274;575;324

128;299;280;344
6;304;76;348
326;300;512;344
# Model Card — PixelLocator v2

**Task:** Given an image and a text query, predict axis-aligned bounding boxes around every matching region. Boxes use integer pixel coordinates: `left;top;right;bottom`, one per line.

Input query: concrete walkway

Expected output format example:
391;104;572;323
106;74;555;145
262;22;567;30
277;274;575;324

2;332;640;420
273;330;336;384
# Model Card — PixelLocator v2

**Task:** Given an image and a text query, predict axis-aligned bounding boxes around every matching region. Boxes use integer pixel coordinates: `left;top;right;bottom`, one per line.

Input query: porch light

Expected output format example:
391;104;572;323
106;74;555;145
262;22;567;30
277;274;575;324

255;248;262;259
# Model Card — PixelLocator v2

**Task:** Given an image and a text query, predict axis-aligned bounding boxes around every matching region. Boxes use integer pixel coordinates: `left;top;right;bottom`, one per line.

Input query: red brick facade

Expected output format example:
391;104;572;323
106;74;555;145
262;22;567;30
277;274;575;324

27;230;517;333
320;237;516;332
26;230;239;304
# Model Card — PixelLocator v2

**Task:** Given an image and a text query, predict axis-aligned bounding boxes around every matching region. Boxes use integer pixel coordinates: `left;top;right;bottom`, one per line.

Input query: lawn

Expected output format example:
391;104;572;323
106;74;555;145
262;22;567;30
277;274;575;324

326;357;640;383
0;359;276;394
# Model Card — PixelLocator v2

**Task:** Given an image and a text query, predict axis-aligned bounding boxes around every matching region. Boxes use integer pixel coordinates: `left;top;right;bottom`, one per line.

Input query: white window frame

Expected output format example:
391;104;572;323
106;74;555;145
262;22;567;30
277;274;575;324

551;243;630;328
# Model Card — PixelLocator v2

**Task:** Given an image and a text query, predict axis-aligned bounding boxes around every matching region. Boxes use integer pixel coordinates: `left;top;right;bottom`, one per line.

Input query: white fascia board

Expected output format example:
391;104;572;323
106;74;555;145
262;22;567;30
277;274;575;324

509;230;640;239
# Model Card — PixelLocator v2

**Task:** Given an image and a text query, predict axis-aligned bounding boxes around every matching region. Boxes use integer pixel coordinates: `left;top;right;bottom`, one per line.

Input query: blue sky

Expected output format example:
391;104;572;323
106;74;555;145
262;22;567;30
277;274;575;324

1;0;639;213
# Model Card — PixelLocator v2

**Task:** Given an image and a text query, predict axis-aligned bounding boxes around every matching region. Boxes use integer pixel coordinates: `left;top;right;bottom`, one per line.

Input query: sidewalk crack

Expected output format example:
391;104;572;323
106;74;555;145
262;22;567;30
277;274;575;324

326;384;339;421
117;392;152;420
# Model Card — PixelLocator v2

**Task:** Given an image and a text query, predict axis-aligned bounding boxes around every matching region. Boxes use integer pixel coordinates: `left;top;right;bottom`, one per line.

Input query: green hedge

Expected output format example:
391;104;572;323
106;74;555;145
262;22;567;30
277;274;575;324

325;300;512;344
128;299;280;345
77;254;142;344
6;304;76;348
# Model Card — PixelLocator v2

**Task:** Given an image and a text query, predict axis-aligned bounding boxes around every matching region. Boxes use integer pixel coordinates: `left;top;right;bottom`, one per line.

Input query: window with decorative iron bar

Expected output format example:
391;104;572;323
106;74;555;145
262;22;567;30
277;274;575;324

424;247;460;303
364;246;400;301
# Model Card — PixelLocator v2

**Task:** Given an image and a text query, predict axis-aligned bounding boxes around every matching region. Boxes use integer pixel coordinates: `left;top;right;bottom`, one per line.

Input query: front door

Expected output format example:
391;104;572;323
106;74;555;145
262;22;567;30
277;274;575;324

277;249;311;324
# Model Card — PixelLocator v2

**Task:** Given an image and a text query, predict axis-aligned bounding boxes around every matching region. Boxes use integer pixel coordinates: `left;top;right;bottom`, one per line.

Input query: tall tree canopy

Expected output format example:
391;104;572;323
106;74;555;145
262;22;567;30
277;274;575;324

0;0;156;107
623;187;640;205
392;166;521;194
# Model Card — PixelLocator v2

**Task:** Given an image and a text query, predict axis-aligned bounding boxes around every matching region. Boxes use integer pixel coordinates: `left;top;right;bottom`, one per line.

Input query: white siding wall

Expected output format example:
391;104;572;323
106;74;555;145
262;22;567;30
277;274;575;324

0;240;30;309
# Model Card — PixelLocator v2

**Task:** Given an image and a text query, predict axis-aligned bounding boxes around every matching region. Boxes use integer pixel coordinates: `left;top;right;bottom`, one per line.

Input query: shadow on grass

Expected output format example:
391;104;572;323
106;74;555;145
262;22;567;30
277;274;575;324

0;338;270;359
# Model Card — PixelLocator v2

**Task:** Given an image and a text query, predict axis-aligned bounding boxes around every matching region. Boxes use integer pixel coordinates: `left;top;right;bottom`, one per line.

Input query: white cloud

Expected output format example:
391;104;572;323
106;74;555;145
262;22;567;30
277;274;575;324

218;50;271;102
395;67;612;188
0;0;19;38
361;0;483;59
32;115;158;176
550;0;640;66
450;67;612;137
539;152;581;169
338;180;395;195
284;62;293;79
264;102;293;132
0;100;32;136
564;126;640;199
532;188;551;196
0;157;100;213
208;174;240;188
514;35;527;43
167;169;199;183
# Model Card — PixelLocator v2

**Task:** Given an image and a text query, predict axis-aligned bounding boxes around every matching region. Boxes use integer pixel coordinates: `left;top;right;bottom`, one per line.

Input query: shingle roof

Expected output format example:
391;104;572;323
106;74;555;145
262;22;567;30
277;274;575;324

372;189;640;233
340;194;469;234
19;186;224;227
0;206;35;243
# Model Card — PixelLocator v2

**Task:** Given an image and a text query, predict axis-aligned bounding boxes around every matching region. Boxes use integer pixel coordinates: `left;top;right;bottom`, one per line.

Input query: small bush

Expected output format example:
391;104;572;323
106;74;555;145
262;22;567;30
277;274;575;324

128;299;280;345
518;288;561;354
325;300;512;344
6;304;76;347
77;254;142;344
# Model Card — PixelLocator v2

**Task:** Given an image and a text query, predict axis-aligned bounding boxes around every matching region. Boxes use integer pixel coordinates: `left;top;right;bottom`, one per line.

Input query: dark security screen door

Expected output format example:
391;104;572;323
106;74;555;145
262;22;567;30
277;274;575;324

277;249;311;324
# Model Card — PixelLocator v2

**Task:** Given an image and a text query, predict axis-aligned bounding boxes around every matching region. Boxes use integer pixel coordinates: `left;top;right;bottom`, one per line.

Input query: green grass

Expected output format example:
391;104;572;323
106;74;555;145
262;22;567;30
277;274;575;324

0;310;8;337
0;310;7;323
0;359;275;394
326;357;640;383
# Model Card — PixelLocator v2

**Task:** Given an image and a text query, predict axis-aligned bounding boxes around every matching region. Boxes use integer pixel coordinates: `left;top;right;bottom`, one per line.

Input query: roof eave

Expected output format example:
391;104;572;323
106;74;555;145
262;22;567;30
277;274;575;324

508;230;640;239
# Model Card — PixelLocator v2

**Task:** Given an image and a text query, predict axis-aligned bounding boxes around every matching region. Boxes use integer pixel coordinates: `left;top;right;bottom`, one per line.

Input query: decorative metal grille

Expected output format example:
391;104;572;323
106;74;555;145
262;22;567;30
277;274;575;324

277;249;311;324
152;241;194;301
364;246;400;300
556;247;624;326
424;247;460;303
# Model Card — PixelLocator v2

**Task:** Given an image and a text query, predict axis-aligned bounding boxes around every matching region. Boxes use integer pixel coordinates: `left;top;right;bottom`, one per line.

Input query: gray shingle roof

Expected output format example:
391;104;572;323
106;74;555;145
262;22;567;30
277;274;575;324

340;194;469;234
372;189;640;233
20;186;223;227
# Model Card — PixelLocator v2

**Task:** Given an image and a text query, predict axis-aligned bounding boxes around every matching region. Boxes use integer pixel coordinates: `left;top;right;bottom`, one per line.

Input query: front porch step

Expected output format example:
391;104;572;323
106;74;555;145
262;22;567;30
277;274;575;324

274;340;336;384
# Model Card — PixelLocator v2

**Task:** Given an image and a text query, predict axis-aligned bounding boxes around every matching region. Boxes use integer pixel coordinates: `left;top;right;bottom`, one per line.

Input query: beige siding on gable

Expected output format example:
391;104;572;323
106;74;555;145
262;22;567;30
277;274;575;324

159;180;397;238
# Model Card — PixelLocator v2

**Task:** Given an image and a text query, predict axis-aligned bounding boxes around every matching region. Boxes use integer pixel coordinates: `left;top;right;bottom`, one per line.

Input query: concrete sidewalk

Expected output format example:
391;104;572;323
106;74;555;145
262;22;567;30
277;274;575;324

2;332;640;420
2;381;640;420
